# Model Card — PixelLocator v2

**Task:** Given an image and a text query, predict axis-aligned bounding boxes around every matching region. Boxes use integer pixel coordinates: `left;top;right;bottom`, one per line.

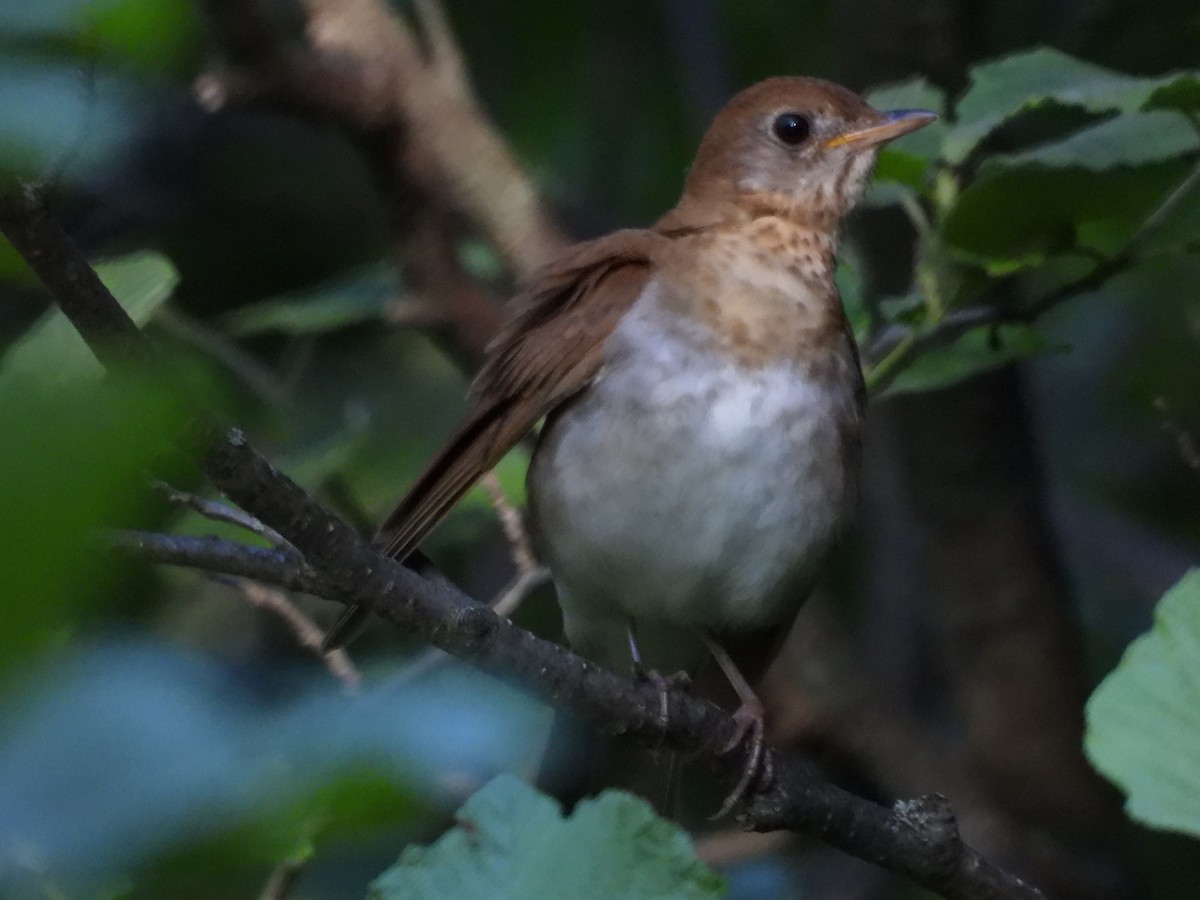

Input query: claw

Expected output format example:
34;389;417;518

711;701;771;820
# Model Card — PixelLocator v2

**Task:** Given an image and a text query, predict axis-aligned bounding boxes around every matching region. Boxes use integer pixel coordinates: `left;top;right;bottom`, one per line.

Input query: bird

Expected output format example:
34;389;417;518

325;76;935;799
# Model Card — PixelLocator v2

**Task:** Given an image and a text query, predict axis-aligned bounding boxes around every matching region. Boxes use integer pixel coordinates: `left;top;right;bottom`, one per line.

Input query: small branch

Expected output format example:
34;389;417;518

197;0;569;282
258;849;310;900
491;565;550;620
151;479;296;552
215;576;360;689
110;530;322;592
481;471;539;578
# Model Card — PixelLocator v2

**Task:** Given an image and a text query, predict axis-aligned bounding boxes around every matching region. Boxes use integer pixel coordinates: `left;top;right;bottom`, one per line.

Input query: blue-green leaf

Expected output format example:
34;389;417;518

370;776;724;900
1086;570;1200;838
0;643;546;893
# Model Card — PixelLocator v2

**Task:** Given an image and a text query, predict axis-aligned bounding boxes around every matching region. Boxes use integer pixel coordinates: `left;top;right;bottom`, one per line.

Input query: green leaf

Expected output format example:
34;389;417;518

944;48;1200;163
222;264;398;337
75;0;200;75
0;380;186;674
370;776;725;900
941;161;1187;263
0;250;177;389
1086;570;1200;838
879;323;1046;397
989;110;1200;172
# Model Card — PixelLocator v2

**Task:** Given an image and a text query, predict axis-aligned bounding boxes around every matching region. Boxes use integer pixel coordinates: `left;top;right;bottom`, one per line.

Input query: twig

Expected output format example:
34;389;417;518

491;565;550;620
151;479;297;552
481;471;539;578
215;575;360;690
258;848;311;900
110;530;322;592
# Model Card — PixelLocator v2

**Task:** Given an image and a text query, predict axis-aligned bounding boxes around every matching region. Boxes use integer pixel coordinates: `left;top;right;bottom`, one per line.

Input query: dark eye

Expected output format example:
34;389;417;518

772;113;811;145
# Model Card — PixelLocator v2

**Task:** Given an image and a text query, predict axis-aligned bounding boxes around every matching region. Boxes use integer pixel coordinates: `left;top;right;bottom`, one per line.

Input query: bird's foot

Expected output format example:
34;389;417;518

711;699;773;820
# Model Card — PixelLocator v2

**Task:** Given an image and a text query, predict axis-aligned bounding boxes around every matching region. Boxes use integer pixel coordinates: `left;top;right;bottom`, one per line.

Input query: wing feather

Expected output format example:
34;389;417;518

371;234;659;560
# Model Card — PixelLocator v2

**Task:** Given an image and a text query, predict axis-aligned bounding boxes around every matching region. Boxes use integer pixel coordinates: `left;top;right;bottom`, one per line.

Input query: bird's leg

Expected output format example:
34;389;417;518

625;621;690;737
703;634;773;819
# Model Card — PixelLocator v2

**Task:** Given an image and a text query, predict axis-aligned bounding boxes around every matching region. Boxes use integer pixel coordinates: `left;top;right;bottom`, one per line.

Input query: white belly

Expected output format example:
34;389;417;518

527;291;859;667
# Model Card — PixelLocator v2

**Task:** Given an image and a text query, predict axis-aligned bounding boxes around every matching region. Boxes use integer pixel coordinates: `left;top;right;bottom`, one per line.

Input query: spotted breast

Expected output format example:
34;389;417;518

526;221;863;671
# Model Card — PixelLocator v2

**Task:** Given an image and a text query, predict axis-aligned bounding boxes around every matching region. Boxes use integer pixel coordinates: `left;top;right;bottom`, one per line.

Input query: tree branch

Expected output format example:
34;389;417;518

1;185;1044;900
195;0;568;368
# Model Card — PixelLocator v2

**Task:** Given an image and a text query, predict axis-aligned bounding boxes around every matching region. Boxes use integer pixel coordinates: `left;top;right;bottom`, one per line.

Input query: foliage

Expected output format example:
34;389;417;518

857;49;1200;396
0;644;545;896
1086;570;1200;839
369;776;725;900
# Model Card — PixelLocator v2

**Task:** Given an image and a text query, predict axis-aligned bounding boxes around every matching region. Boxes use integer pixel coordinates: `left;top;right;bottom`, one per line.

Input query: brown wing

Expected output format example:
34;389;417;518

373;229;661;562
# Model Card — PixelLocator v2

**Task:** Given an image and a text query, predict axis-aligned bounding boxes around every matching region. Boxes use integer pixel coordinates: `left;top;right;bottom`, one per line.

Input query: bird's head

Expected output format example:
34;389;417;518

684;77;936;227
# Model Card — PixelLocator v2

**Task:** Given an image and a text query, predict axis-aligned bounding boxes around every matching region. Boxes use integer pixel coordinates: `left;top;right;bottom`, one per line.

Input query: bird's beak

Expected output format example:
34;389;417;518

824;109;938;151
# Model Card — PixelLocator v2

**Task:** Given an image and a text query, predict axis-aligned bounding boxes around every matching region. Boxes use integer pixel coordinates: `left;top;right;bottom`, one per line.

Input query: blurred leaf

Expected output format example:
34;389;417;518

0;643;547;894
1086;570;1200;839
0;381;183;675
458;239;505;284
222;265;399;337
945;48;1200;163
881;323;1047;397
0;251;181;673
0;59;136;178
75;0;199;75
0;250;177;389
990;110;1200;171
370;776;724;900
0;233;35;283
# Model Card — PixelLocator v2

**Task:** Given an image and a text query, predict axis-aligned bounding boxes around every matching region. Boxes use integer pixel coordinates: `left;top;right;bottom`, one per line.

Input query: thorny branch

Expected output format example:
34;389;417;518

0;183;1045;900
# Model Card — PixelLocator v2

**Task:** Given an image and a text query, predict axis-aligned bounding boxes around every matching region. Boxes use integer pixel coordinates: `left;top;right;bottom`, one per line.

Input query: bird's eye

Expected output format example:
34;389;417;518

772;113;811;146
